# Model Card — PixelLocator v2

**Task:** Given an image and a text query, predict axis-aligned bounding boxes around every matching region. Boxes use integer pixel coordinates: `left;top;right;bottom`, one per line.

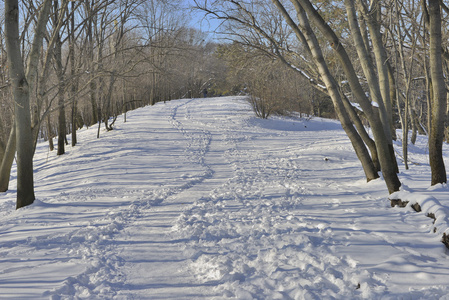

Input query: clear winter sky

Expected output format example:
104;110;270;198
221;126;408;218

185;0;223;41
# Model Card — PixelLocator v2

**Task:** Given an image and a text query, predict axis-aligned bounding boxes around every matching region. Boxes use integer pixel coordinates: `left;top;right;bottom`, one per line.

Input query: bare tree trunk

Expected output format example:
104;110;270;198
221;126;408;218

387;65;398;141
0;125;16;192
347;0;399;174
86;0;98;126
391;0;419;170
297;0;400;193
2;0;51;203
428;0;447;185
341;94;381;171
399;92;409;170
357;0;394;143
57;90;66;155
290;1;379;182
47;112;54;151
69;1;77;147
267;0;380;181
422;14;432;138
410;107;419;144
54;0;66;156
0;122;5;161
104;72;116;131
5;0;35;207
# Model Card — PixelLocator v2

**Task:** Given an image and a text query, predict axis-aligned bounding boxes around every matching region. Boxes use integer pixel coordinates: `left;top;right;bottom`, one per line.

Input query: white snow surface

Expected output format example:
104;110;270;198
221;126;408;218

1;96;449;299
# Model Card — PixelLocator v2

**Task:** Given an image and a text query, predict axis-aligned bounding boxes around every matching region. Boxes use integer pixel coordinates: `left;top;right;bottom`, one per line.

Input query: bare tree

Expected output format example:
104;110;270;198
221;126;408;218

427;0;447;185
389;0;421;170
4;0;52;208
195;0;404;190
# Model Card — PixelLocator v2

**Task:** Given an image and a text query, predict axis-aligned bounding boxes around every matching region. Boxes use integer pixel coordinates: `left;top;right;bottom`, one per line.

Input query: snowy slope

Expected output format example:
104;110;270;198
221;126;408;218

1;96;449;299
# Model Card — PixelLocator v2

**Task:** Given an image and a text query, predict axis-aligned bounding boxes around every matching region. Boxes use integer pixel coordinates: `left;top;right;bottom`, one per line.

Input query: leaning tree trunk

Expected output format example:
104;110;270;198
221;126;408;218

428;0;447;185
359;0;395;143
341;94;381;171
271;0;380;181
347;0;399;174
297;0;400;193
0;125;16;192
291;1;379;182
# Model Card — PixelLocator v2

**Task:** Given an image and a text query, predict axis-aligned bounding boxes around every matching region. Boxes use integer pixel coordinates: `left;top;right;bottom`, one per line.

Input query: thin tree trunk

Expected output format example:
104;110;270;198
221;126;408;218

392;0;417;170
69;1;77;147
396;91;409;170
87;0;97;125
104;72;116;131
47;114;54;151
410;107;418;144
387;64;398;141
0;125;16;192
54;0;66;156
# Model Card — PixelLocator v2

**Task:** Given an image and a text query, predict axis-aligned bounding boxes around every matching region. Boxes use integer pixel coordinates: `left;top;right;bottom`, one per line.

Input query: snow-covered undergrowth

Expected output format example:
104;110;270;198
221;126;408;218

1;96;449;299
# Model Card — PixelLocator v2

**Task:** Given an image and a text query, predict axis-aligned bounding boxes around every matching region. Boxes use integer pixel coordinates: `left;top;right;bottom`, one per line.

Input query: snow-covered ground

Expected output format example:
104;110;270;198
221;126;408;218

1;96;449;299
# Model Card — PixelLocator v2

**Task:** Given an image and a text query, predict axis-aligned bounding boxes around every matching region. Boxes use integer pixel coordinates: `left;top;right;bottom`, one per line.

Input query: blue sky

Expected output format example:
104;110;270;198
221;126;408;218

185;0;223;39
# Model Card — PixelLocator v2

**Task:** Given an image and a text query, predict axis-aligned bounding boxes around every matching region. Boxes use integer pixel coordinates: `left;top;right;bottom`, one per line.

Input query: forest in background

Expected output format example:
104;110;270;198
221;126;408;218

0;0;333;160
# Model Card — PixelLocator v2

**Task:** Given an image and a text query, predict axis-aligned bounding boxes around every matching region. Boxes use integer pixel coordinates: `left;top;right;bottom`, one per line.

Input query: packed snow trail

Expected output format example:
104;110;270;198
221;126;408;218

1;97;449;299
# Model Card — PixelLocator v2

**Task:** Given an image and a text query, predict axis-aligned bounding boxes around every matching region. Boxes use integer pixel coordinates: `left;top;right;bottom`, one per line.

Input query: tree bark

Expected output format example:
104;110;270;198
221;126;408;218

54;0;66;156
4;0;51;207
341;94;381;171
410;108;418;144
69;1;77;147
86;0;98;126
428;0;447;185
387;64;398;141
5;0;35;208
0;125;16;192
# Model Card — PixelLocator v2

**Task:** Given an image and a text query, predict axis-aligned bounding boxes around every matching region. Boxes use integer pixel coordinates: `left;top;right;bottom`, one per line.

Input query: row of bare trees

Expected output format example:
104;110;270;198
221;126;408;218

0;0;226;208
194;0;449;194
4;0;449;208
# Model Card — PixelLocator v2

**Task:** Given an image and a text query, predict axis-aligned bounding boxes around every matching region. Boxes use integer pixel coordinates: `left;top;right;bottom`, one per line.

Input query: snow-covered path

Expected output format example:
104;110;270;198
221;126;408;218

1;97;449;299
114;99;238;299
